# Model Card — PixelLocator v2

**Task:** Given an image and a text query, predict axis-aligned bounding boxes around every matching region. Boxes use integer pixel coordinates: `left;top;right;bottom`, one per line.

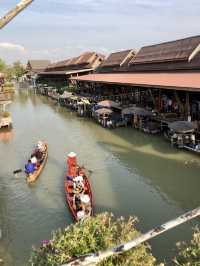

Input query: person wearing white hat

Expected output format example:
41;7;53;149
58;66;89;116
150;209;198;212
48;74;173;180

68;152;76;158
74;175;83;184
37;141;45;152
73;175;84;194
77;210;85;220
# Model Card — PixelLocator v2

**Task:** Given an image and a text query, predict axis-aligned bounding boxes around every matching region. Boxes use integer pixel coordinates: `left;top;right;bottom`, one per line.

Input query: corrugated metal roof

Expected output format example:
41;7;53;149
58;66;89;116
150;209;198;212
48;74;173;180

70;72;200;91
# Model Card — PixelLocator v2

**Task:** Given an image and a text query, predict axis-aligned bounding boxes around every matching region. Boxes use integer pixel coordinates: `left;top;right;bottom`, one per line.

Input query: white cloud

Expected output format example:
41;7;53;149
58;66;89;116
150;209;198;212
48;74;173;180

0;42;26;52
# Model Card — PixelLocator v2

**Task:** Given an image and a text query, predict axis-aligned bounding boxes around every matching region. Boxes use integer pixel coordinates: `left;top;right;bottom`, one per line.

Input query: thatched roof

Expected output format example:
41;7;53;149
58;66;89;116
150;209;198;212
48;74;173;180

130;35;200;65
169;121;195;133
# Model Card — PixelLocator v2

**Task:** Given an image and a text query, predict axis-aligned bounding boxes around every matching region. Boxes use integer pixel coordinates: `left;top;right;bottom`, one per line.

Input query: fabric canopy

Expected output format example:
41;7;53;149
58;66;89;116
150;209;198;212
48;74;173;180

122;107;153;117
95;108;113;115
169;121;195;133
97;100;120;108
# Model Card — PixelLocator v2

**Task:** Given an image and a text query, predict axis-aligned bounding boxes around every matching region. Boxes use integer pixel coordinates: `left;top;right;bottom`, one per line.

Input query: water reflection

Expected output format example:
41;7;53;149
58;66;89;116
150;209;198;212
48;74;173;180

0;129;13;143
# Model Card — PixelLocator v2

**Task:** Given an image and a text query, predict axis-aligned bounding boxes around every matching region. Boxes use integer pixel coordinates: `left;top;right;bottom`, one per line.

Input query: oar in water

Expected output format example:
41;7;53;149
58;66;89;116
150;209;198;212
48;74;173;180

80;165;93;176
13;169;23;174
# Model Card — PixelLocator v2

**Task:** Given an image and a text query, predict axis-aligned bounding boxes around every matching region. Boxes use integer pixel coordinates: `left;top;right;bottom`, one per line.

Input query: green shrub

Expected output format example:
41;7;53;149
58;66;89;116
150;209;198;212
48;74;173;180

174;227;200;266
1;111;10;118
29;213;159;266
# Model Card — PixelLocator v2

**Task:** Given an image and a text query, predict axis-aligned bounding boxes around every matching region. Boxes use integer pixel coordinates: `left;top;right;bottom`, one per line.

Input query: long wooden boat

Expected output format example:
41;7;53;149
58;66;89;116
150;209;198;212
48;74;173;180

183;145;200;154
64;166;93;222
26;144;48;183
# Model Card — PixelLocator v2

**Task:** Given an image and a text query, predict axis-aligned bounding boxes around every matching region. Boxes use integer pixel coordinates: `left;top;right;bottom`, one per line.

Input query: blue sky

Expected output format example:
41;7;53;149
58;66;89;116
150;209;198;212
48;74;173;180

0;0;200;64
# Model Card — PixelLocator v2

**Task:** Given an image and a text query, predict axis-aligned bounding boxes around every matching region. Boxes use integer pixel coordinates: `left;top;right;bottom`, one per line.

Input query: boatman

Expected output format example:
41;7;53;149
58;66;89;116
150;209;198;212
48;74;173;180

25;160;35;175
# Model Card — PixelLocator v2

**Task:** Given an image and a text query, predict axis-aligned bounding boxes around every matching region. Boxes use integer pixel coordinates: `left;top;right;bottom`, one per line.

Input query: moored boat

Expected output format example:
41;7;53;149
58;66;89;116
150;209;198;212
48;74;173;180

26;143;48;183
64;152;93;222
183;145;200;154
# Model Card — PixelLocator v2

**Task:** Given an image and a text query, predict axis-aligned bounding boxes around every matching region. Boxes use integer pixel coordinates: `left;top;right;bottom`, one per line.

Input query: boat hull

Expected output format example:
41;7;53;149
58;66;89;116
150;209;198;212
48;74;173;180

64;167;93;222
27;144;48;183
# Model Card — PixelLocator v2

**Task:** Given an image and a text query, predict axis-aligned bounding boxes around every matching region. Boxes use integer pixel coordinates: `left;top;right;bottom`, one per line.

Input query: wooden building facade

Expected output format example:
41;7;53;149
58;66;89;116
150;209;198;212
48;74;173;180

37;52;105;87
70;35;200;121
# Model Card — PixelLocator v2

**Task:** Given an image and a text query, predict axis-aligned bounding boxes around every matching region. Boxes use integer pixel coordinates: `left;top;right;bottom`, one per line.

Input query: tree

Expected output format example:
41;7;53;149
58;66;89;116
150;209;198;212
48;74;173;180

174;227;200;266
0;58;6;72
12;60;26;80
29;213;160;266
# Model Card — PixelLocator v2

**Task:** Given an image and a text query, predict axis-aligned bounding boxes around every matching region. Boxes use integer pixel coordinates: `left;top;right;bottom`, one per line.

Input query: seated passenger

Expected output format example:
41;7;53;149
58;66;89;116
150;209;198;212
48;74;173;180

74;175;84;186
73;181;84;194
31;155;37;166
73;195;82;211
37;141;45;152
33;149;44;163
25;160;36;175
66;176;73;181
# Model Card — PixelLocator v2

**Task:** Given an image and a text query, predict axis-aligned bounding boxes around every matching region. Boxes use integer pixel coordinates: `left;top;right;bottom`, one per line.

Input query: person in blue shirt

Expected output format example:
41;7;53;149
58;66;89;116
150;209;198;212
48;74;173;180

25;159;36;175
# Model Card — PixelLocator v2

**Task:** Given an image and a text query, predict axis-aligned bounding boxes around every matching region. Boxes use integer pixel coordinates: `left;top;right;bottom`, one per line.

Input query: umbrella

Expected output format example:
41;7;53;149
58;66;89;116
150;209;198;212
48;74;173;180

80;98;90;105
169;121;195;133
97;100;120;108
60;91;73;99
95;108;113;115
69;96;78;101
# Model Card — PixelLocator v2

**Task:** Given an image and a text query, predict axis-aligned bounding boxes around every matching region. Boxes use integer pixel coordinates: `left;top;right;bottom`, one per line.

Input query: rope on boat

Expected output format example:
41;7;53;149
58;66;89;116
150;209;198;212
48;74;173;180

62;206;200;266
0;0;34;29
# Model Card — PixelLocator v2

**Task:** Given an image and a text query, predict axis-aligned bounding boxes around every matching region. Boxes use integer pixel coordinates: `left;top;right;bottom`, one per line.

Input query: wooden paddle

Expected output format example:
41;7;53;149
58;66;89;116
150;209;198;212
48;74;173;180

13;169;23;174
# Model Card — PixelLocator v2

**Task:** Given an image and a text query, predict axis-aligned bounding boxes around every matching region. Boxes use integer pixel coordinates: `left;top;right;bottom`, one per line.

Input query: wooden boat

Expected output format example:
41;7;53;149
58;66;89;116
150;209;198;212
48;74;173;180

64;166;93;222
183;145;200;154
26;144;48;183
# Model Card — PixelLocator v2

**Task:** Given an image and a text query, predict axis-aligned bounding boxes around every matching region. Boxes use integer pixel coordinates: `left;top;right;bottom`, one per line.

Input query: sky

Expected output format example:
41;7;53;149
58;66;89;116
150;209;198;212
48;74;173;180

0;0;200;64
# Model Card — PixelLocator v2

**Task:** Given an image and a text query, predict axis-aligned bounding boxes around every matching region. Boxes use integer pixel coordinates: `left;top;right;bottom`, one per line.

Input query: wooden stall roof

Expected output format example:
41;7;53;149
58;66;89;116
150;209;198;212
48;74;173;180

39;68;92;76
47;60;70;70
130;35;200;65
100;49;135;67
75;52;100;65
70;72;200;91
46;52;104;71
27;60;51;71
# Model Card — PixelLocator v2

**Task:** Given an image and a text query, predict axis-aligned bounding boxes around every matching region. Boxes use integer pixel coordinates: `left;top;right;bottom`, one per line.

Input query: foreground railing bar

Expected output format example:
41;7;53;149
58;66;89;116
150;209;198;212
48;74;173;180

62;206;200;266
0;0;34;29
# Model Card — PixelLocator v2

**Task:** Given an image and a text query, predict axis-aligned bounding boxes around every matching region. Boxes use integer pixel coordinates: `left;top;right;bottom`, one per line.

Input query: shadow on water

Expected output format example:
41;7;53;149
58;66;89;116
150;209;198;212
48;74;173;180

97;127;200;209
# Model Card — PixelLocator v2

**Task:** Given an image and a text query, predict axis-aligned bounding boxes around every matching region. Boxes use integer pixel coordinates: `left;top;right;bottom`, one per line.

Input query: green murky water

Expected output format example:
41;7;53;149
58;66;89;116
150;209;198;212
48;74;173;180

0;89;200;265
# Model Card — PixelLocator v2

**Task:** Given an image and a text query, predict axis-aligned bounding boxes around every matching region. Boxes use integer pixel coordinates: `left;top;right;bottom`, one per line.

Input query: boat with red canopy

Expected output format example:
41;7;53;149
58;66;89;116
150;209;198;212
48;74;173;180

64;152;93;221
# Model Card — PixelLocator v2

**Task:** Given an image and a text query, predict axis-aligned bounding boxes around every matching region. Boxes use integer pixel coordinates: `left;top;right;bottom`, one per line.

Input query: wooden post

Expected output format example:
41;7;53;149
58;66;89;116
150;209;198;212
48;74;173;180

0;0;34;29
174;91;184;116
148;88;156;107
158;89;161;112
63;206;200;266
186;92;190;118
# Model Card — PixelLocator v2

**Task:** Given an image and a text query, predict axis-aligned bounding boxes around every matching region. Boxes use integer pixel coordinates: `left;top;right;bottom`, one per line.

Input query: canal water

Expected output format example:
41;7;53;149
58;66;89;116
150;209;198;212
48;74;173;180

0;89;200;265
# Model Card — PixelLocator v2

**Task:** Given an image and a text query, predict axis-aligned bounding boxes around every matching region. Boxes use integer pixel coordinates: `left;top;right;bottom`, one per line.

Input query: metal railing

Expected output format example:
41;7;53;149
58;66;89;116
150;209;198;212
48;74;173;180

62;207;200;266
